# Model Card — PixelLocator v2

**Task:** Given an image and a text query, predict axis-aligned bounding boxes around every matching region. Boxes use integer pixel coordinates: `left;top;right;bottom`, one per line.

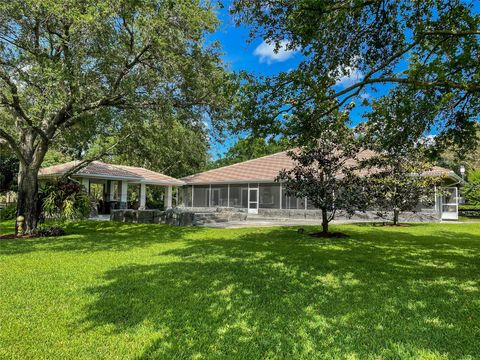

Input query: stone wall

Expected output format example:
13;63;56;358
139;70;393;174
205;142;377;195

111;206;440;226
257;208;440;222
111;207;248;226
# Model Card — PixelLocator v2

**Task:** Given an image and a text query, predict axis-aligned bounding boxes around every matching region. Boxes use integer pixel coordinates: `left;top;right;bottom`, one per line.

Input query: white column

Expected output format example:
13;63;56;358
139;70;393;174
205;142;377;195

120;181;128;208
81;178;90;194
139;183;146;210
166;186;173;209
227;184;230;207
209;184;212;207
279;183;282;209
191;185;194;207
108;181;116;201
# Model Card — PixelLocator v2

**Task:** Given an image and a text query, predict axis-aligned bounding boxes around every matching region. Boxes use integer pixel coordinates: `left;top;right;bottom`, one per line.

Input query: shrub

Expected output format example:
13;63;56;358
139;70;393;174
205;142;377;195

0;204;16;220
40;179;92;222
32;226;65;237
459;204;480;211
459;204;480;218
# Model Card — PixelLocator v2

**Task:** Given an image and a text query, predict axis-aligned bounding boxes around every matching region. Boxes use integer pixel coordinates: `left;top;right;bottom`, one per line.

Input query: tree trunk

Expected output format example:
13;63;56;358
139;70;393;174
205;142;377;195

16;163;40;234
393;208;400;226
321;207;329;234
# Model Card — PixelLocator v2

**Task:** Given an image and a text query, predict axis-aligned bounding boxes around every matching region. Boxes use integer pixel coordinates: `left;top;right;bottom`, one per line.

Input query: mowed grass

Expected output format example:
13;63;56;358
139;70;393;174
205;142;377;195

0;221;479;359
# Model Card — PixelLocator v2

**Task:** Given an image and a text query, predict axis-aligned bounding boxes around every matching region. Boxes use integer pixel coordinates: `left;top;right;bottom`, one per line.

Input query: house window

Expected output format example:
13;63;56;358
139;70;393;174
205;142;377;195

259;183;281;209
282;188;302;209
211;185;229;206
180;186;193;207
193;185;209;207
229;184;249;208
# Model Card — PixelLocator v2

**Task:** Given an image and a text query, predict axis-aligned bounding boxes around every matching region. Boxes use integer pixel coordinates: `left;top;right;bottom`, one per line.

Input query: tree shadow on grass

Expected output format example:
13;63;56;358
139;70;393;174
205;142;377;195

80;226;480;358
0;221;205;255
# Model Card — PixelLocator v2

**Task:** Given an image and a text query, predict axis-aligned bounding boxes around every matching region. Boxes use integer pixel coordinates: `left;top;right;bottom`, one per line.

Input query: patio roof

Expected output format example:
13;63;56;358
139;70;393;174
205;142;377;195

38;161;184;186
181;149;461;185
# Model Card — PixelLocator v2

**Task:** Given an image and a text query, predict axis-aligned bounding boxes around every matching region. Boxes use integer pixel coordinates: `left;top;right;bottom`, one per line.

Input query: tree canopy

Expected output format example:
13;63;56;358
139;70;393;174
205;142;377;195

0;0;236;231
231;0;480;149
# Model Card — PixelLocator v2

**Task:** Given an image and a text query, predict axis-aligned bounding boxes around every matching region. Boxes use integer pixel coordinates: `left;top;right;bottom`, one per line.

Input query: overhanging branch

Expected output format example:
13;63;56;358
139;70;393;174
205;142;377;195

0;128;26;164
419;29;480;36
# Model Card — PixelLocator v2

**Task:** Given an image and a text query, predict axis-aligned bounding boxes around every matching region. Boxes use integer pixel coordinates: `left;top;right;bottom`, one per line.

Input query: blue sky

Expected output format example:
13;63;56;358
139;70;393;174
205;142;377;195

208;4;373;158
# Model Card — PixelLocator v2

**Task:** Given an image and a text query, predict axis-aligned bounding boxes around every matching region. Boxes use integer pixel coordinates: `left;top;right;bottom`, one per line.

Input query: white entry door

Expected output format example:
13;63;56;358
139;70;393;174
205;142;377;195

248;188;259;214
441;187;459;220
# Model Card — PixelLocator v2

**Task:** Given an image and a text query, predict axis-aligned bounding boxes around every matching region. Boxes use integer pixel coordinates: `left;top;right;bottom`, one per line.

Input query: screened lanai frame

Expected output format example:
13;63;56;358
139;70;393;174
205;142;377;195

180;182;313;212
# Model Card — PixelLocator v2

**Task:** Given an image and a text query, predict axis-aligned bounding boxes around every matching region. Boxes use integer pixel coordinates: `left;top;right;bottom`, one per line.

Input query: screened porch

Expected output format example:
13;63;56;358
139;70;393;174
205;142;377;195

179;183;314;214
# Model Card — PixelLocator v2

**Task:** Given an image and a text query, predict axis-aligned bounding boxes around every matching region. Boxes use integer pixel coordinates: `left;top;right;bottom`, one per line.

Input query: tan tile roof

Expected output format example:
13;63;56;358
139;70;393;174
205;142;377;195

39;161;184;186
181;149;459;184
181;151;295;184
115;165;184;186
39;161;141;179
422;166;459;178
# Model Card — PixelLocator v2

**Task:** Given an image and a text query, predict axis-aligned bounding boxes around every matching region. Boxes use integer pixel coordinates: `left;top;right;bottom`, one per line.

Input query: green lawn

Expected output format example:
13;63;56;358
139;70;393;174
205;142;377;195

0;221;479;359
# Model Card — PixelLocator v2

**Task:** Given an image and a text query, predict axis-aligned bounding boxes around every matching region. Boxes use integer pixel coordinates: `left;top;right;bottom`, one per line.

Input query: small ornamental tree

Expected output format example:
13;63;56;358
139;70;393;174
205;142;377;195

362;153;440;225
277;127;365;235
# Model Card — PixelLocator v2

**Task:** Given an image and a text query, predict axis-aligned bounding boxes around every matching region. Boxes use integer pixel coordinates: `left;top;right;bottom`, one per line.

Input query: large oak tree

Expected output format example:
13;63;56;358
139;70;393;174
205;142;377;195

0;0;234;232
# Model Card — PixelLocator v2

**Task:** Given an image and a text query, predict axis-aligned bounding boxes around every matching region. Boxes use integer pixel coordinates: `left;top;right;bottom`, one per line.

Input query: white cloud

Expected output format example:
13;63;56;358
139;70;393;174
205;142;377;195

253;40;296;64
336;67;364;87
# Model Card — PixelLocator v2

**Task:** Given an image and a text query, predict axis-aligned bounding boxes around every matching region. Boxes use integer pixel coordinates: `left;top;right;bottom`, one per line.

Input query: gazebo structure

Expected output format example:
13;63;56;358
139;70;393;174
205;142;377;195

38;161;184;214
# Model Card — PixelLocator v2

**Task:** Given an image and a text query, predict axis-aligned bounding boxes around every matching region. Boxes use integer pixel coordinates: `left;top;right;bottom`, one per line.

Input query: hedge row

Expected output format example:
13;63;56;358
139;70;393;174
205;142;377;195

459;210;480;218
459;204;480;211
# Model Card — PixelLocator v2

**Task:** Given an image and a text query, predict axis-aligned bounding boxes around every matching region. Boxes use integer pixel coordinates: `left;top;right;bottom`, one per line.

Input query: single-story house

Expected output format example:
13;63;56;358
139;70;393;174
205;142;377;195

38;150;463;222
179;150;463;221
38;161;184;213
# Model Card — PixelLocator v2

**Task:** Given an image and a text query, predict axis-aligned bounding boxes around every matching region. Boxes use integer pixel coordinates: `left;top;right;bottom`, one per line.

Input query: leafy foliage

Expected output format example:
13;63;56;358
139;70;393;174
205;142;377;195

434;124;480;176
463;169;480;205
109;115;210;178
231;0;480;151
277;121;366;234
361;153;439;225
41;150;74;168
40;180;92;222
0;148;18;193
31;226;65;238
0;204;16;220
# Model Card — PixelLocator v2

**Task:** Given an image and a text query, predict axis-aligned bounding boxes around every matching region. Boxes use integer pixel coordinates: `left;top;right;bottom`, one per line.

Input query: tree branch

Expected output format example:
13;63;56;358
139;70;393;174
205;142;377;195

111;43;151;94
0;128;26;164
332;77;480;100
0;69;48;142
419;29;480;36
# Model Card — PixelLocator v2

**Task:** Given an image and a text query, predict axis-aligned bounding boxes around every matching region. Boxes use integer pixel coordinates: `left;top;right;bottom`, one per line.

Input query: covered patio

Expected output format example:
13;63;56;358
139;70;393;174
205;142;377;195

38;161;184;214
